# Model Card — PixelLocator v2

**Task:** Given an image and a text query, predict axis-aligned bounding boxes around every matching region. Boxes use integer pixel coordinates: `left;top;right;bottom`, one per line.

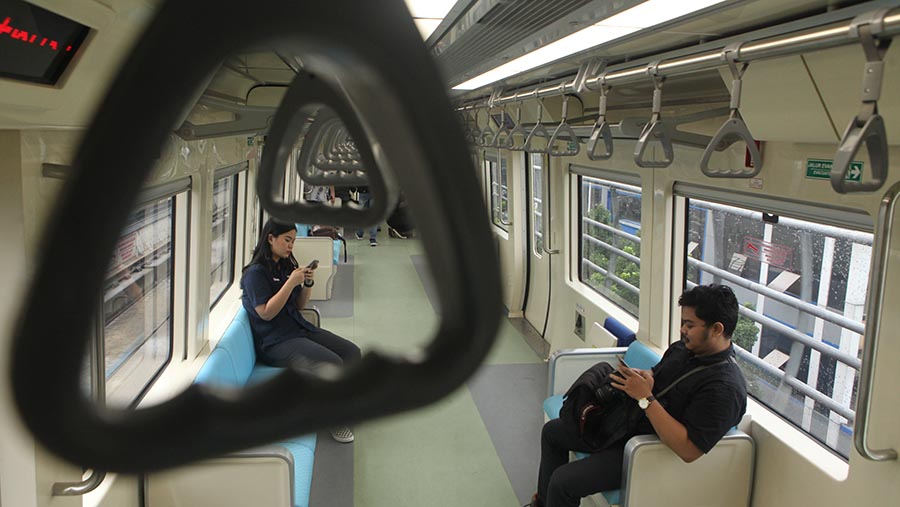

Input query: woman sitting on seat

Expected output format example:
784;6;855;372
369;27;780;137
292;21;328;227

241;218;360;442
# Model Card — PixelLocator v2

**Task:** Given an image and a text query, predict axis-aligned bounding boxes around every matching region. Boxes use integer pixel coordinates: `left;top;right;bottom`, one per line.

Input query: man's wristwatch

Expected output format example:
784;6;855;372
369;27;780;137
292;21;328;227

303;280;315;288
638;395;656;410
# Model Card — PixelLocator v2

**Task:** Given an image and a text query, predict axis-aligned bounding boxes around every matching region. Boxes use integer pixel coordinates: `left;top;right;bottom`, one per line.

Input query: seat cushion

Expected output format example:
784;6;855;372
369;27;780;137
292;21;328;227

281;435;317;507
623;340;661;371
544;394;564;420
195;348;241;387
216;309;257;384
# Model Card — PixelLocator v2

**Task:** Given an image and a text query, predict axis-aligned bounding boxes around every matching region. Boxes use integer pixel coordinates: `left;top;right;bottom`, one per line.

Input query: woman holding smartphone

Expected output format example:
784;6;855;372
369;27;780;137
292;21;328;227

241;218;360;442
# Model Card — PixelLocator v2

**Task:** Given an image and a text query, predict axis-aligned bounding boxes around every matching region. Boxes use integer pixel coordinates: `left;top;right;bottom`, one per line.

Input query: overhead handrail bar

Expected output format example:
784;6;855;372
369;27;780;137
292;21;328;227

832;9;892;193
634;62;674;168
504;93;528;151
458;7;900;110
586;76;613;160
548;84;581;157
700;43;762;178
854;180;900;462
524;96;550;154
12;0;501;473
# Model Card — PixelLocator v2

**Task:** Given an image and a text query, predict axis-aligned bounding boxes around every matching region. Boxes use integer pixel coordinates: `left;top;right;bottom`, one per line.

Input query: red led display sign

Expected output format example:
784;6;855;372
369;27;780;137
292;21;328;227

0;0;89;85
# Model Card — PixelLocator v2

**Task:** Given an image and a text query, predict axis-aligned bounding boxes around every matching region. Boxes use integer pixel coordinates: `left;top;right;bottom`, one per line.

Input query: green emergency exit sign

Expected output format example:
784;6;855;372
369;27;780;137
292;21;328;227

805;158;862;181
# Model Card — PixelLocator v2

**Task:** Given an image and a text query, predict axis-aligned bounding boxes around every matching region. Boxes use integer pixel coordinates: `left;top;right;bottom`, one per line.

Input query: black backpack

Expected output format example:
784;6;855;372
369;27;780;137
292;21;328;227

559;362;644;451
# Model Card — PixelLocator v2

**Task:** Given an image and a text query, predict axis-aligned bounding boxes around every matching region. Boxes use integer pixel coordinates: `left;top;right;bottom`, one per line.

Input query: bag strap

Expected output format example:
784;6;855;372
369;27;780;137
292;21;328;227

654;358;730;399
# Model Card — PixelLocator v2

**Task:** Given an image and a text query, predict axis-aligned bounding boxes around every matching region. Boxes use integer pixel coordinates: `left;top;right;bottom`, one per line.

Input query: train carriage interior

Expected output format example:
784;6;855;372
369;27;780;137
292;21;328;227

2;0;900;506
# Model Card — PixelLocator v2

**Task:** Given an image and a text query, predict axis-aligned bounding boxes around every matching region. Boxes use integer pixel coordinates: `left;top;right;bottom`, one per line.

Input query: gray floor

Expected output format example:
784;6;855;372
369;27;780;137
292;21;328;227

312;257;355;318
308;238;546;507
468;363;547;506
309;430;355;507
409;254;440;315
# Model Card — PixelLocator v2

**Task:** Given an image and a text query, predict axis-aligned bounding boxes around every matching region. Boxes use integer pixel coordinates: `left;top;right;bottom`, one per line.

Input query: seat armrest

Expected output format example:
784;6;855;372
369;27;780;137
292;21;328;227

300;307;321;328
547;348;627;396
145;445;294;507
620;430;754;507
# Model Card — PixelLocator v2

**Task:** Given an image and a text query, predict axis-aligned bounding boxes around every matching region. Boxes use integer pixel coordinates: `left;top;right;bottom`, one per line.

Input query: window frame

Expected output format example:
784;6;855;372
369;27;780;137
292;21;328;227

99;183;188;409
209;171;240;309
485;150;509;231
530;152;545;257
574;169;643;319
673;184;873;460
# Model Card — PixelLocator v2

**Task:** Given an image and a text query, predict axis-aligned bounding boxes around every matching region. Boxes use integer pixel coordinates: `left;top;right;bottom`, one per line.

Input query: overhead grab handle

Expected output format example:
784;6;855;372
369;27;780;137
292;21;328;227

470;109;483;147
634;62;674;168
587;77;613;160
504;94;528;151
478;107;496;148
524;97;550;154
548;86;581;157
700;43;762;178
832;9;892;194
491;104;512;148
11;0;501;473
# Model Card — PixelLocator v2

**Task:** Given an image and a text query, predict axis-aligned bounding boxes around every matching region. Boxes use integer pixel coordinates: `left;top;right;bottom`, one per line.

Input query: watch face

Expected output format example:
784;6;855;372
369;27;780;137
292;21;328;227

639;398;649;409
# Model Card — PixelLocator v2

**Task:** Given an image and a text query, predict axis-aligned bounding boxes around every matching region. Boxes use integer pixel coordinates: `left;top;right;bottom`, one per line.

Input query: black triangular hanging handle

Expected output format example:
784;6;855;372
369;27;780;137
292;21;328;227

261;72;393;227
11;0;501;473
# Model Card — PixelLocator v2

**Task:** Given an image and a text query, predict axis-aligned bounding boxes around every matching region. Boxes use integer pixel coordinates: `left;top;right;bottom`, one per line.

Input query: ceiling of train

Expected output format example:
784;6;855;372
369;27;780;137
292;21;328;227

204;0;868;112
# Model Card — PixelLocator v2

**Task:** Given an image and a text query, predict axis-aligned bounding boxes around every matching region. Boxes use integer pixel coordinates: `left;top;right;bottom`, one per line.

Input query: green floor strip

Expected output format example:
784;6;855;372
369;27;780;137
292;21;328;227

317;235;540;507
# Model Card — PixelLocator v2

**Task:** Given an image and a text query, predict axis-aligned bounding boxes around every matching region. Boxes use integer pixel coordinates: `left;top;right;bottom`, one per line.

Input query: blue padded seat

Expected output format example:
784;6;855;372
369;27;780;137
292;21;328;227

604;317;636;347
543;340;662;506
196;307;317;507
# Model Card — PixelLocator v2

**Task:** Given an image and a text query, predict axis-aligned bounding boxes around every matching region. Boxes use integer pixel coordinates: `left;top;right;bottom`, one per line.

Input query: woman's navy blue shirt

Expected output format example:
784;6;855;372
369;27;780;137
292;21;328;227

240;260;316;351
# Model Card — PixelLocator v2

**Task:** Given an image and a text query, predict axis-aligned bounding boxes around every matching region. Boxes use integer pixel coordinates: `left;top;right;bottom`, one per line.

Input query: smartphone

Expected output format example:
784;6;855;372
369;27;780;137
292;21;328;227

618;356;630;368
306;259;319;270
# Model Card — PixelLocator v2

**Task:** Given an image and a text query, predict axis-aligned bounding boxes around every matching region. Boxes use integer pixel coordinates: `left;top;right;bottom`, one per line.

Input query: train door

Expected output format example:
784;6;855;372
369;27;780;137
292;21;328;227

524;153;551;335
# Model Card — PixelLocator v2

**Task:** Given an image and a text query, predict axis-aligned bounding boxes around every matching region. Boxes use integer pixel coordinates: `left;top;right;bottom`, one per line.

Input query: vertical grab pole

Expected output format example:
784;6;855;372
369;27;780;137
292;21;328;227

854;181;900;462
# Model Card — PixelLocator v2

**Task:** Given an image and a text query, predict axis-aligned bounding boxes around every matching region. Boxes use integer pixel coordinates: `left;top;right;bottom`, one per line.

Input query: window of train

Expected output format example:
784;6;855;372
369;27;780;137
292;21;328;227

486;151;509;231
531;153;545;256
102;195;180;407
578;175;642;318
210;173;238;308
677;191;872;459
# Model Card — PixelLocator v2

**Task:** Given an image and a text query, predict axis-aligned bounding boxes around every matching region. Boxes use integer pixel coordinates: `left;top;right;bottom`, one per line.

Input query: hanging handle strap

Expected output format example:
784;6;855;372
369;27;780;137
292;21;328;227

548;86;581;157
587;76;614;160
700;43;762;178
491;103;512;148
525;96;550;154
634;61;674;168
832;9;892;193
505;94;529;151
478;107;496;147
11;0;501;473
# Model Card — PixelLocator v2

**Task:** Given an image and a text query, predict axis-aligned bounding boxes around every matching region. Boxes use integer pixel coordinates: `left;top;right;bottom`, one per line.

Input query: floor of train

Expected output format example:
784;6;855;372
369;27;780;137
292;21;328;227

307;233;546;507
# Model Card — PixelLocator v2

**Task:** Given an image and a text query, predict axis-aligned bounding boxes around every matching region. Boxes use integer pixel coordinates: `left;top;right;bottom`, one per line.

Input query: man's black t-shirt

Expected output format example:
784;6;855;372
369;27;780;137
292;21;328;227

635;341;747;453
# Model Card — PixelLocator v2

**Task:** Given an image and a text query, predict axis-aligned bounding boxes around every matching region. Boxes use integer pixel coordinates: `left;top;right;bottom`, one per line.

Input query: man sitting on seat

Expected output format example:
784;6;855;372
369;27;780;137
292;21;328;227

529;284;748;507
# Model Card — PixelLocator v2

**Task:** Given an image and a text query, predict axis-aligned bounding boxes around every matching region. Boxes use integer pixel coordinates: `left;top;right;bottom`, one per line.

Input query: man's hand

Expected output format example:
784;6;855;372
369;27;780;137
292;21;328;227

609;363;654;400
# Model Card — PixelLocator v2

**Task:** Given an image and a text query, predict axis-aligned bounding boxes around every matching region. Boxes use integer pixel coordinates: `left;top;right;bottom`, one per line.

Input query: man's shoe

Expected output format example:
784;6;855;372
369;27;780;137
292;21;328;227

355;232;364;240
369;238;378;247
330;426;354;443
